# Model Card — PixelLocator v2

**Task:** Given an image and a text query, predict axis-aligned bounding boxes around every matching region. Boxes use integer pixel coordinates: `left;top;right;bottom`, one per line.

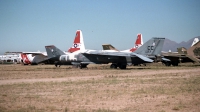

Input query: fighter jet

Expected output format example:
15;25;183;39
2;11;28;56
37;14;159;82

161;38;200;66
46;37;165;69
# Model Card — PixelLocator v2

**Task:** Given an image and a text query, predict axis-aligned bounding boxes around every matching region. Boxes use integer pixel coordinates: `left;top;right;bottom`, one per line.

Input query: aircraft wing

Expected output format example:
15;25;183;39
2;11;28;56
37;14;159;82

81;51;153;64
22;52;47;56
163;55;199;63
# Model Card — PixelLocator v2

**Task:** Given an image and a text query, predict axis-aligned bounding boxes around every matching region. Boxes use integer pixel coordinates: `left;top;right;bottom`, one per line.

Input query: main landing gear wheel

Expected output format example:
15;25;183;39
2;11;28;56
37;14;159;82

172;62;179;66
79;64;88;69
119;64;127;69
110;64;117;69
110;63;127;69
165;62;171;66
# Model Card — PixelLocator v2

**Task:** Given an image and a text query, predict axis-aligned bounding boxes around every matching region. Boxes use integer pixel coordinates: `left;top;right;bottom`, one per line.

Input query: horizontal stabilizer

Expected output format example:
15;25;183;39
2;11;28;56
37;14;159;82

131;53;153;63
162;57;171;62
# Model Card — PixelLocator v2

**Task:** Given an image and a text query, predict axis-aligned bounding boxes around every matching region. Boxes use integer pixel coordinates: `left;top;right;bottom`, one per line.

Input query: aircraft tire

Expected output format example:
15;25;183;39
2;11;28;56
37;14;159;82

79;64;87;69
119;64;127;69
79;64;82;69
165;62;171;66
110;64;117;69
172;62;178;66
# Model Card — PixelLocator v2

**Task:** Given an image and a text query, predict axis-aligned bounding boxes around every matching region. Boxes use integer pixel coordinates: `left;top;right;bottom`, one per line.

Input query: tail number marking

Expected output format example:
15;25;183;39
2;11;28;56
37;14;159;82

146;46;154;53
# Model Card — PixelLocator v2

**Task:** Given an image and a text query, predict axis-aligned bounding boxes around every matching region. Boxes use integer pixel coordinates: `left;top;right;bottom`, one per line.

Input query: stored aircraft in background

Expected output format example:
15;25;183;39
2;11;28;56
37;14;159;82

20;51;48;65
102;33;143;52
21;30;84;65
191;37;199;47
0;52;22;64
45;36;165;69
161;38;200;66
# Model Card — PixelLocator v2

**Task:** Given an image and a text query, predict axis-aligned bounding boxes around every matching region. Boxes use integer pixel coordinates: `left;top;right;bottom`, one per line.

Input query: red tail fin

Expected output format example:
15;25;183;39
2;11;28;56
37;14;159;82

68;30;81;53
73;30;81;43
135;33;142;45
130;33;143;52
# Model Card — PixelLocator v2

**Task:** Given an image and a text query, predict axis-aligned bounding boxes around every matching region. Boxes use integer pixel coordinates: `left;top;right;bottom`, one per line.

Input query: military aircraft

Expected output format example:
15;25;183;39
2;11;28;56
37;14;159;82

161;38;200;66
45;30;86;67
102;33;143;52
20;52;47;65
0;52;21;64
191;38;199;47
45;37;165;69
21;30;85;65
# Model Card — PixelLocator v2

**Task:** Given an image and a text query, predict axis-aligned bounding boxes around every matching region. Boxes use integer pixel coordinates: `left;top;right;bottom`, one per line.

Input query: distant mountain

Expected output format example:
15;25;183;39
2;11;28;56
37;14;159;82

162;36;200;52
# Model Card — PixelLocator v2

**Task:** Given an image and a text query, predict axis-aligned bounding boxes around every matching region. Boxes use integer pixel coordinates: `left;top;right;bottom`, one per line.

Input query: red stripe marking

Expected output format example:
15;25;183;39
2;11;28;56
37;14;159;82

68;48;80;53
130;48;137;52
21;53;31;64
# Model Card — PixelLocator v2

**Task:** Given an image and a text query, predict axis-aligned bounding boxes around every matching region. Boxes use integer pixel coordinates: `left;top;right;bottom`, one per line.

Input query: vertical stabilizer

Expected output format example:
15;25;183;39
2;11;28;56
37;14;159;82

135;33;143;47
130;33;143;52
191;38;199;47
68;30;85;53
135;37;165;56
45;45;65;59
102;44;119;51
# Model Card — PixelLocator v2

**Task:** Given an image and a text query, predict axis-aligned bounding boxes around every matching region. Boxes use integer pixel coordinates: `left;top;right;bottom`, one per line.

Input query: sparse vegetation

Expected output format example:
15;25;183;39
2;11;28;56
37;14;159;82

0;63;200;111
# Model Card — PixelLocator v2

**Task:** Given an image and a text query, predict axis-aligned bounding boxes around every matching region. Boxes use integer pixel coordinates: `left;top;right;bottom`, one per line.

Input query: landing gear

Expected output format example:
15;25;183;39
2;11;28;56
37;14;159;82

79;64;88;69
110;64;117;69
119;64;127;69
162;61;179;66
164;62;171;66
55;61;61;67
110;63;127;69
55;63;61;67
171;62;179;66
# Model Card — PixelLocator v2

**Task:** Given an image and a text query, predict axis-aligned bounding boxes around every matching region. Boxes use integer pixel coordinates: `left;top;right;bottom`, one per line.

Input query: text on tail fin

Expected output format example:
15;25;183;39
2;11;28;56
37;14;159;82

135;37;165;55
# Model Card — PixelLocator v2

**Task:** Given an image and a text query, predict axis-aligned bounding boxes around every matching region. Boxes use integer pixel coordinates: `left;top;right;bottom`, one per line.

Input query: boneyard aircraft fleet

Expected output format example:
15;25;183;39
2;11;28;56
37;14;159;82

1;30;199;69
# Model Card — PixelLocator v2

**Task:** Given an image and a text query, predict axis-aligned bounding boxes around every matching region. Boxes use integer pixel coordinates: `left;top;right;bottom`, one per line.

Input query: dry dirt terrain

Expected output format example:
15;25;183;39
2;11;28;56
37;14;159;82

0;63;200;112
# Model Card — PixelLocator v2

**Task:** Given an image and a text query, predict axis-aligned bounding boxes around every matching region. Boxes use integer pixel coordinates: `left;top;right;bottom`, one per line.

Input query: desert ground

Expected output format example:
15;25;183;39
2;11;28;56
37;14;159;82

0;63;200;112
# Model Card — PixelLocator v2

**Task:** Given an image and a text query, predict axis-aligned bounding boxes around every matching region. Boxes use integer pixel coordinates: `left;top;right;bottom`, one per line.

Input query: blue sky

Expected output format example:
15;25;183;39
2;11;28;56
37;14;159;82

0;0;200;54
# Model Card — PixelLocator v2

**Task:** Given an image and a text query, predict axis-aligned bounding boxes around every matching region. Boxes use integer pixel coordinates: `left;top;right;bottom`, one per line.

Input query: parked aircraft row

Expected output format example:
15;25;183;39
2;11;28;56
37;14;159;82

45;35;165;69
1;30;145;66
1;30;199;69
43;30;166;69
103;37;200;66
